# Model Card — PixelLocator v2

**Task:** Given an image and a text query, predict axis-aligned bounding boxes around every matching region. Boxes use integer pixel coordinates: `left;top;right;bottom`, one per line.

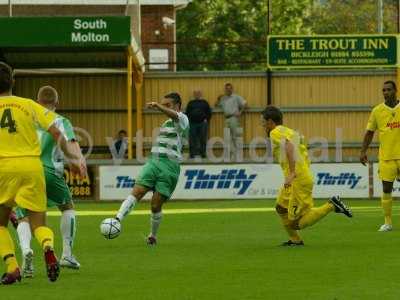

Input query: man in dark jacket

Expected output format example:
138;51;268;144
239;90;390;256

186;90;211;158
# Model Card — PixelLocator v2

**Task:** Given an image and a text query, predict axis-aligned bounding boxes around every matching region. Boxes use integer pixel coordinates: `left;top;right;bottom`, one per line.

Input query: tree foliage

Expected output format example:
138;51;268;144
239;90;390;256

176;0;399;71
176;0;270;70
307;0;398;34
270;0;313;35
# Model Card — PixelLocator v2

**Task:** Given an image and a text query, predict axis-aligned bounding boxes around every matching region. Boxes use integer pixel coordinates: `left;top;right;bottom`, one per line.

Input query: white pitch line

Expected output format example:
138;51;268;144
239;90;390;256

46;206;399;217
47;207;275;216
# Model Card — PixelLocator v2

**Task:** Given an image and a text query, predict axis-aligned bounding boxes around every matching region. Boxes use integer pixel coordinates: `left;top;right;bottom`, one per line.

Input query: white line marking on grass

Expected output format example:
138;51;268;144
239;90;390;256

47;207;276;216
46;206;400;217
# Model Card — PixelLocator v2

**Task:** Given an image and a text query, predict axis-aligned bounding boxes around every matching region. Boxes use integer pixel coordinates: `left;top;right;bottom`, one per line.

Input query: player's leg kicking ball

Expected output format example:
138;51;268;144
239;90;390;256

107;190;167;246
101;93;187;246
106;156;178;245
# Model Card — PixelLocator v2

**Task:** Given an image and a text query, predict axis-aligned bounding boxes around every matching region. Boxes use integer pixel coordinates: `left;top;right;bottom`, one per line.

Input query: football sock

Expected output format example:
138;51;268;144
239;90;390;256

298;203;334;229
381;193;392;225
61;209;76;258
277;212;302;242
150;212;162;237
33;226;54;250
17;221;33;256
284;226;302;242
116;195;137;221
0;226;19;273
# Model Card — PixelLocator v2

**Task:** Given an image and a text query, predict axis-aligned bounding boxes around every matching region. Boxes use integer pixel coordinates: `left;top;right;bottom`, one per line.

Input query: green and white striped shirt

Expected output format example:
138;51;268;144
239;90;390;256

151;112;189;161
39;115;76;178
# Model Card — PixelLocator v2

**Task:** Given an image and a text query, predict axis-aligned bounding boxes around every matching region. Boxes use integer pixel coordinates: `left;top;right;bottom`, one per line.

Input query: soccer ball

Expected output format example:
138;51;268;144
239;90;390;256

100;218;121;239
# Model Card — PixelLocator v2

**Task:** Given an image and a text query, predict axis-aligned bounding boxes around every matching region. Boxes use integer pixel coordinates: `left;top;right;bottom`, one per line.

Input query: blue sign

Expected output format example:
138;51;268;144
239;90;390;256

316;172;362;189
116;176;135;188
184;169;257;195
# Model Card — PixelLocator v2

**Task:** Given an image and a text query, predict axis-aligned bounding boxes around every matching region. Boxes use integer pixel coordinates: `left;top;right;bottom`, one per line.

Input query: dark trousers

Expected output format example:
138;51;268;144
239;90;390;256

189;122;208;158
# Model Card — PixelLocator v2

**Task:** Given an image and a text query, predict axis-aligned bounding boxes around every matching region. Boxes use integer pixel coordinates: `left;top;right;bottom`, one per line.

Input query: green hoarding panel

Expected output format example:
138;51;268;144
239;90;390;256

268;35;397;68
0;16;131;48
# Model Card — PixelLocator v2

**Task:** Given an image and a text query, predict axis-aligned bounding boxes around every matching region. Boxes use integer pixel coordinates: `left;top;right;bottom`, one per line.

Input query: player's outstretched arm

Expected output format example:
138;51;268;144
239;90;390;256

147;102;179;121
360;130;374;166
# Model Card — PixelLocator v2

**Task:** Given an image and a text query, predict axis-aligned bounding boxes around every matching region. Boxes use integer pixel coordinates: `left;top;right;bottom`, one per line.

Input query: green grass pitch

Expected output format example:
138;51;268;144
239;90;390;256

1;199;399;300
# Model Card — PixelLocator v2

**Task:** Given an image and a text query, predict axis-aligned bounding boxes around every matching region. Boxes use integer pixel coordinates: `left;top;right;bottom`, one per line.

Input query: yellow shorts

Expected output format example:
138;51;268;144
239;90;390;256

0;157;46;212
378;159;400;182
276;176;314;221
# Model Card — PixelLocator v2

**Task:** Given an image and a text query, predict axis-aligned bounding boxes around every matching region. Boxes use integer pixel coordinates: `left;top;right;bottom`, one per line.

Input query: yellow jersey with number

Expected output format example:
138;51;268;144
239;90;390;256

0;95;56;158
270;125;312;178
366;102;400;161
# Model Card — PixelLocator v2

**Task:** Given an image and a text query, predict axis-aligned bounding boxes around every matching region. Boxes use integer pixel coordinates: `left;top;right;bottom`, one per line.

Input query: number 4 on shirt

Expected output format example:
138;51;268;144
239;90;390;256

0;108;17;133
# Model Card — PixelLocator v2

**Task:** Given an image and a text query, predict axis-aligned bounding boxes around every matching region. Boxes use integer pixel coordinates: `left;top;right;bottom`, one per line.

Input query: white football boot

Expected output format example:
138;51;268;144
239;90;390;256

60;255;81;269
378;224;393;232
22;249;34;278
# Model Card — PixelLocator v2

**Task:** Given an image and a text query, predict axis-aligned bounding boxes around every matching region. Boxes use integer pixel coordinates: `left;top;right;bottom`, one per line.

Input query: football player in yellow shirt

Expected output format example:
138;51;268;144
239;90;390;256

0;62;86;284
360;80;400;232
262;106;352;246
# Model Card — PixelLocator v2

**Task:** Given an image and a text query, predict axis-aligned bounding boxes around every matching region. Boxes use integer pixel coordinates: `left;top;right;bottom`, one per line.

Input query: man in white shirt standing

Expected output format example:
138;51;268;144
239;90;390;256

216;83;247;160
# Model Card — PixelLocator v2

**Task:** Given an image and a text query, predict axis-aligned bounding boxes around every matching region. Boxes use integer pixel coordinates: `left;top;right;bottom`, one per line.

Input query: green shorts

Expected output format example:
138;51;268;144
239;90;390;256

15;167;72;219
135;156;180;199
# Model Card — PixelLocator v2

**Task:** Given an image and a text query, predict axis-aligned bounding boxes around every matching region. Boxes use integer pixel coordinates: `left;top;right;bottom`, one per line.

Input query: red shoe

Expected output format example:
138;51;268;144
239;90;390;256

146;235;157;246
44;249;60;282
1;268;21;285
9;212;18;230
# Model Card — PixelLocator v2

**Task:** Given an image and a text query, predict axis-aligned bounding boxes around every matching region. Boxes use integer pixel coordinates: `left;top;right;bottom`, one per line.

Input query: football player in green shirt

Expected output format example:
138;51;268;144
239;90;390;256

15;86;85;277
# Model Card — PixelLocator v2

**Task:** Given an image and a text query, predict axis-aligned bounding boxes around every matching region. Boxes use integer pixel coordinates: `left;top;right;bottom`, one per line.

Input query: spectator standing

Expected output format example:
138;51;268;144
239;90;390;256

186;90;211;158
215;83;247;159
